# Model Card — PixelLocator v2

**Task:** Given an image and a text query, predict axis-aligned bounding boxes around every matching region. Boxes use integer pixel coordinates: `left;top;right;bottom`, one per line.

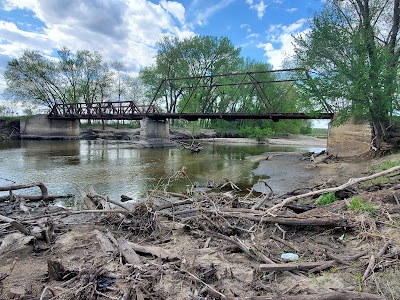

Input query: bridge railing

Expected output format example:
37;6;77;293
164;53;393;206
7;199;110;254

49;101;160;119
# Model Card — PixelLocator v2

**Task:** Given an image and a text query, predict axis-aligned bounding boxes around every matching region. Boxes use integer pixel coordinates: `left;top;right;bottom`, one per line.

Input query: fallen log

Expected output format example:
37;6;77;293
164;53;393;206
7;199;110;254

165;207;351;227
224;291;384;300
127;241;179;261
266;165;400;214
116;237;142;265
0;182;73;201
94;230;117;254
106;231;142;266
0;213;41;238
217;209;350;227
259;261;336;272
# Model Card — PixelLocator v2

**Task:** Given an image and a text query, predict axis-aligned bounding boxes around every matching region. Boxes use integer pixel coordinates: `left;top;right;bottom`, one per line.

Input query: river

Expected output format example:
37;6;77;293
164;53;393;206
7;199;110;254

0;139;325;202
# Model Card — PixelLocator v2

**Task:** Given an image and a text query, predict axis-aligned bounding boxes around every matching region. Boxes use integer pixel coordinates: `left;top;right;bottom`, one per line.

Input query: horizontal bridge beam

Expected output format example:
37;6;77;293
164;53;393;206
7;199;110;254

48;112;334;121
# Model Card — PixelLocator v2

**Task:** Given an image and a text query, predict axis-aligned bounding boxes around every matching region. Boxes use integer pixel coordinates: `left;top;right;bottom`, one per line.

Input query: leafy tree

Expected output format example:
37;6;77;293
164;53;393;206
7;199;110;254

139;35;242;114
122;75;147;103
4;50;66;107
111;61;125;101
292;0;400;150
58;48;112;105
4;48;113;109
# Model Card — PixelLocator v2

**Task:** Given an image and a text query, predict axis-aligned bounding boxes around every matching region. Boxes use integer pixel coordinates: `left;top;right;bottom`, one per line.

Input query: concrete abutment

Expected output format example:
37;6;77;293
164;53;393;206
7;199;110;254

327;118;371;157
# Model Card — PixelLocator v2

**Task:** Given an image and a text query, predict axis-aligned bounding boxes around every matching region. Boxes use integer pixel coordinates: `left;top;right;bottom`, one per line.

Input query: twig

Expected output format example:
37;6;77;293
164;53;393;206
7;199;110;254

376;240;392;258
39;286;54;300
179;268;226;299
269;235;300;253
209;231;275;264
308;260;336;273
251;191;273;210
274;223;286;240
362;255;376;282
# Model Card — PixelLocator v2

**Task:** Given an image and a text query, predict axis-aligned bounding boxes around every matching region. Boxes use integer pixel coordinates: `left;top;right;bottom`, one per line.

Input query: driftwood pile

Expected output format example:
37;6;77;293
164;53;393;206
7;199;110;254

178;141;203;154
1;166;400;299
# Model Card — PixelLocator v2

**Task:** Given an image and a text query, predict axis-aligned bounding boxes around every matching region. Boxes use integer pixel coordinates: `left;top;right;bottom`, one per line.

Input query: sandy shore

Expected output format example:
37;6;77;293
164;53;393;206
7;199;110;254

199;134;327;148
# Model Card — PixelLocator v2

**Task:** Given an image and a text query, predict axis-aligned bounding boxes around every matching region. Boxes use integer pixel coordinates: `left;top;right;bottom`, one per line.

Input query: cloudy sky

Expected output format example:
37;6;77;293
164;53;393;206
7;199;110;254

0;0;323;102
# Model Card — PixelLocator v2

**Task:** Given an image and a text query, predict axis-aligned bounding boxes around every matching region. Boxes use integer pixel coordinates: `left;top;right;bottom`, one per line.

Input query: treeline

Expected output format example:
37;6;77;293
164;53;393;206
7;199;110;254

4;36;311;136
4;48;146;109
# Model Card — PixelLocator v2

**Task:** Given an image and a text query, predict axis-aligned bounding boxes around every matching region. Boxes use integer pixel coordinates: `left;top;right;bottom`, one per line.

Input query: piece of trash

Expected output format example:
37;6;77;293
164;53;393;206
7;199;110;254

281;253;299;261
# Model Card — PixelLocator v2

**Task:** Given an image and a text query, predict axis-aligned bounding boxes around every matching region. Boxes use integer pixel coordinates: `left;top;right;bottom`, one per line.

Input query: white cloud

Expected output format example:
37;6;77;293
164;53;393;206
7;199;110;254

194;0;234;26
240;23;252;32
258;19;310;69
160;0;186;25
0;0;195;73
246;33;260;39
286;7;298;13
246;0;267;19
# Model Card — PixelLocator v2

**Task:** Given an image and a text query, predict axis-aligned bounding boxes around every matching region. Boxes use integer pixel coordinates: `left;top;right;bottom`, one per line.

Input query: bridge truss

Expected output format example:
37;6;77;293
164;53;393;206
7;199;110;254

49;68;334;121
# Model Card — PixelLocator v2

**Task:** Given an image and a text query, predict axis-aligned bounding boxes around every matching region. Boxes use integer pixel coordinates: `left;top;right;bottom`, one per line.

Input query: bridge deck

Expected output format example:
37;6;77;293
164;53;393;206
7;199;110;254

48;102;334;121
48;112;334;121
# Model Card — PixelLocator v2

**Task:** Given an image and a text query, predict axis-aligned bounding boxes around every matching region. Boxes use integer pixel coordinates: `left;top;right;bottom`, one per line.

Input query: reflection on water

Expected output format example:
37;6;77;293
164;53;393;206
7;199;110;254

0;139;322;201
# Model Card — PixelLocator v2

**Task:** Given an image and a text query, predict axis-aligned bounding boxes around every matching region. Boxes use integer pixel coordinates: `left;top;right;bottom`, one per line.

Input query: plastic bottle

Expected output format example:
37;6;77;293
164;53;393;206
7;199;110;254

280;253;299;261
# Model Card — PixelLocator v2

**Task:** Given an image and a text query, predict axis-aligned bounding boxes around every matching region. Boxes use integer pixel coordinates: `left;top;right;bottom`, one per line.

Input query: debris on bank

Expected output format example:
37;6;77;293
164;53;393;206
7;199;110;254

1;162;399;299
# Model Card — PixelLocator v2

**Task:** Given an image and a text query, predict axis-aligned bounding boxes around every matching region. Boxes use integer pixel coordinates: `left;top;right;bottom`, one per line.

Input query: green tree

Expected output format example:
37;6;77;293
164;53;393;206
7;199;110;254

139;35;242;114
4;50;66;107
4;48;113;109
58;48;112;104
111;61;125;101
292;0;400;150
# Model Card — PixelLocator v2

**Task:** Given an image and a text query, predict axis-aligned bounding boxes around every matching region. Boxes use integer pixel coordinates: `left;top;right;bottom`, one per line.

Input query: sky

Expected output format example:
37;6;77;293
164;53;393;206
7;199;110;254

0;0;324;109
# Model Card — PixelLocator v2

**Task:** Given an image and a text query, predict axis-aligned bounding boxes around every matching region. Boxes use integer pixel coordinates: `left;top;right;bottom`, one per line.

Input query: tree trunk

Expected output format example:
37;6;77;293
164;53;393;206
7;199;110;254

371;121;383;150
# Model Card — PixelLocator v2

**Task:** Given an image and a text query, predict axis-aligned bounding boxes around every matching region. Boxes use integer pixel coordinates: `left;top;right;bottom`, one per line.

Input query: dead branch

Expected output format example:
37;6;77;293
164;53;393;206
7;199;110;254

155;199;194;211
268;235;300;253
0;213;34;237
127;241;179;261
209;231;275;264
0;182;48;198
0;181;73;201
266;165;400;214
218;210;350;227
224;291;384;299
376;239;392;258
362;255;375;282
116;237;142;265
259;261;335;272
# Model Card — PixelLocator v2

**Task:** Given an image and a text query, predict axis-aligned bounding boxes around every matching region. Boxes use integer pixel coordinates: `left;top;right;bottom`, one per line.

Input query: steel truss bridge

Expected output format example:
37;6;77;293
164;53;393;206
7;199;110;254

48;68;334;122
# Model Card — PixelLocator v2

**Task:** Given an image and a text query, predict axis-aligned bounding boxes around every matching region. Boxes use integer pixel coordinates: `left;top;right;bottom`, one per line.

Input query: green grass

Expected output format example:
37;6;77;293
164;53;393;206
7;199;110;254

309;127;328;138
364;160;400;186
0;116;21;121
371;160;400;172
347;196;378;216
316;192;336;205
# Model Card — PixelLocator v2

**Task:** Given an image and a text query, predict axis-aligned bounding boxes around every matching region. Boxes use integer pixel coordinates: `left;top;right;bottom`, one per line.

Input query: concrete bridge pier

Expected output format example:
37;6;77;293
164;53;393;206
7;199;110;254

139;117;173;147
20;114;80;139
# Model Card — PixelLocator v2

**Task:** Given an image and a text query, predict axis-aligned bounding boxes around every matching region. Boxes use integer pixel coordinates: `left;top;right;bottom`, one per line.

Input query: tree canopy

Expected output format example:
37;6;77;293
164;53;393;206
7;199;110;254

292;0;400;149
4;37;310;136
139;35;308;135
4;48;128;109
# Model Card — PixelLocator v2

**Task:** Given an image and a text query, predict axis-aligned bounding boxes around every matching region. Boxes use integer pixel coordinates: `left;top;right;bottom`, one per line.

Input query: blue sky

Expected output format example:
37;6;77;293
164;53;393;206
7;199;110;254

0;0;323;102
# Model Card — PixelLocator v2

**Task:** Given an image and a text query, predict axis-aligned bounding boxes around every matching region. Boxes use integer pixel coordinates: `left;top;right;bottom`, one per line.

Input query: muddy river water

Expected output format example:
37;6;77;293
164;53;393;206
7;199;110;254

0;139;325;202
